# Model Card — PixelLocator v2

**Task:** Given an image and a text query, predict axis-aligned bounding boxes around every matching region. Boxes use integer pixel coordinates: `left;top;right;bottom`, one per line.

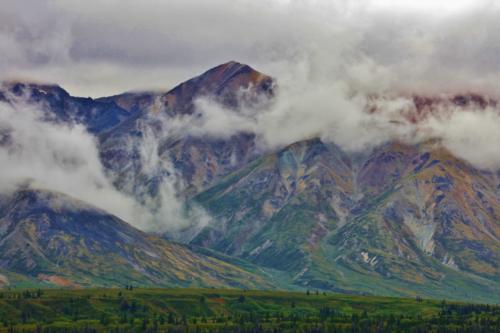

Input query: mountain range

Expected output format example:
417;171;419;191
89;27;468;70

0;62;498;303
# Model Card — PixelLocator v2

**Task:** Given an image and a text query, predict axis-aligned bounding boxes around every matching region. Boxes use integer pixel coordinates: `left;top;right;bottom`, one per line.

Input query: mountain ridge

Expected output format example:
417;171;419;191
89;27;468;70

0;62;499;302
0;187;274;289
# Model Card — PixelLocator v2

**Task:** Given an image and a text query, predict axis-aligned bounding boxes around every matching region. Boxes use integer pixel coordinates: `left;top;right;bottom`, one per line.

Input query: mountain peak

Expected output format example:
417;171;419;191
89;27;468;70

1;81;70;99
159;61;274;115
215;60;247;68
200;61;269;87
94;61;274;117
206;61;255;76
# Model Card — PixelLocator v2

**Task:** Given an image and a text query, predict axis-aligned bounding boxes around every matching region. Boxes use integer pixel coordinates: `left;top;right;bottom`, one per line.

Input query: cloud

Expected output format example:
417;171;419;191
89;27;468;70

0;98;140;221
121;112;212;233
423;107;500;170
1;0;500;97
189;75;500;170
0;91;210;232
0;96;210;232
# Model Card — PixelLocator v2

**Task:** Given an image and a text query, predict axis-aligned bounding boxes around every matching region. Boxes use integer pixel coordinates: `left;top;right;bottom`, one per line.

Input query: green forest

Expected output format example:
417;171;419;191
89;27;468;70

0;288;498;332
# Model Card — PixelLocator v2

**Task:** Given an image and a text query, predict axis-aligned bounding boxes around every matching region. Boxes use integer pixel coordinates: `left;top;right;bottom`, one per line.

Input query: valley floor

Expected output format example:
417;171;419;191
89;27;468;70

0;288;498;332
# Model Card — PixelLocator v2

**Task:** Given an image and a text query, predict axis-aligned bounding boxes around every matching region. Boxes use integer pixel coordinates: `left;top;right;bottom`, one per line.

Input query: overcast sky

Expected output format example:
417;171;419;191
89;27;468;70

1;0;499;97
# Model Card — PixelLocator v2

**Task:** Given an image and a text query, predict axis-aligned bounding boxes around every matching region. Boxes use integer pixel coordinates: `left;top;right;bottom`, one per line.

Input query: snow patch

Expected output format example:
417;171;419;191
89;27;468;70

293;266;309;280
0;274;8;286
442;254;459;270
249;239;272;256
402;211;436;254
360;251;378;266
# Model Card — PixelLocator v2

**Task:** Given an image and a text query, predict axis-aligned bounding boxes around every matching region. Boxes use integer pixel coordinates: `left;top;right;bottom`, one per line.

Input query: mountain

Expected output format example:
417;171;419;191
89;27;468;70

100;60;273;116
98;61;273;202
0;188;272;289
0;82;134;134
1;62;499;302
2;62;273;199
189;138;500;302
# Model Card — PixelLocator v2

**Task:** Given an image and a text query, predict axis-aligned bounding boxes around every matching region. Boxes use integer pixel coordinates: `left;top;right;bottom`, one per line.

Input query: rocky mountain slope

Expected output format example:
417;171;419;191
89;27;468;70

0;62;498;302
0;188;272;289
190;139;500;302
0;82;134;134
96;62;273;217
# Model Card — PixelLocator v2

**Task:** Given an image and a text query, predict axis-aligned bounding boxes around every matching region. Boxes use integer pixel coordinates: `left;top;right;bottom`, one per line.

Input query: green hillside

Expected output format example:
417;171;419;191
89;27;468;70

190;139;500;303
0;189;272;290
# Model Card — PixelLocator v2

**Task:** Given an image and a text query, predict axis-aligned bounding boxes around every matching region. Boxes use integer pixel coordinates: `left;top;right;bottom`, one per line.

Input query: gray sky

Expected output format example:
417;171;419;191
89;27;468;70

2;0;500;97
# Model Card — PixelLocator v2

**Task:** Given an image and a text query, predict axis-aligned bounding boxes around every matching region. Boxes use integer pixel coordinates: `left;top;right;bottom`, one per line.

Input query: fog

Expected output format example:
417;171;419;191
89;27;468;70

0;98;143;222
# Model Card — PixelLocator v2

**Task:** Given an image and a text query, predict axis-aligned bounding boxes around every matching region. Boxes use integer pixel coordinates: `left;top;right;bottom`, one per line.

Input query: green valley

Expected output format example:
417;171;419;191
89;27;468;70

0;288;499;332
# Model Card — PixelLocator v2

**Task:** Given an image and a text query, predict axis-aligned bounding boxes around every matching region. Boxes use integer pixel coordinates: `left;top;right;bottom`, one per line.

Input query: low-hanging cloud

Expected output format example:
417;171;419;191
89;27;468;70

118;111;212;233
0;96;210;232
187;78;500;170
423;107;500;170
0;99;141;221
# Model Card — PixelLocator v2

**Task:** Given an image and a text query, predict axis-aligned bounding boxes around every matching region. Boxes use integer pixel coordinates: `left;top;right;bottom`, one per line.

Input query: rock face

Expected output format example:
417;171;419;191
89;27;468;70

0;62;499;302
97;62;273;202
0;189;272;289
189;138;500;302
0;82;134;133
156;60;274;116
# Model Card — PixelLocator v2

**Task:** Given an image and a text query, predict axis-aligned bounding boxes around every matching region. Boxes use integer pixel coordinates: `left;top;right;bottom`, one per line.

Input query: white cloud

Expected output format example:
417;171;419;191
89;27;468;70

0;99;142;221
126;114;213;232
423;108;500;170
0;85;213;232
189;71;500;170
1;0;500;97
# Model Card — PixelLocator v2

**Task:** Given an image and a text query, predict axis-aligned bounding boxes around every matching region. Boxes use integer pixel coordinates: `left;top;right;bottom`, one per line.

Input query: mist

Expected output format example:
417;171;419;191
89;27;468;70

115;110;213;233
0;99;140;221
0;96;209;232
185;71;500;170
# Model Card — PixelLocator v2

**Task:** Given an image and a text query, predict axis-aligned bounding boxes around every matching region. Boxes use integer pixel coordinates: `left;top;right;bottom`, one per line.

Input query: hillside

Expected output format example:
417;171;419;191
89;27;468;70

0;62;499;303
191;139;500;302
0;188;272;289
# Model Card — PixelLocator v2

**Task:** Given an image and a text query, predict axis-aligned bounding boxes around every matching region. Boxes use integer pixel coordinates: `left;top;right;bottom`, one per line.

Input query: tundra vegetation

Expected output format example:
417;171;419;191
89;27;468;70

0;288;498;332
